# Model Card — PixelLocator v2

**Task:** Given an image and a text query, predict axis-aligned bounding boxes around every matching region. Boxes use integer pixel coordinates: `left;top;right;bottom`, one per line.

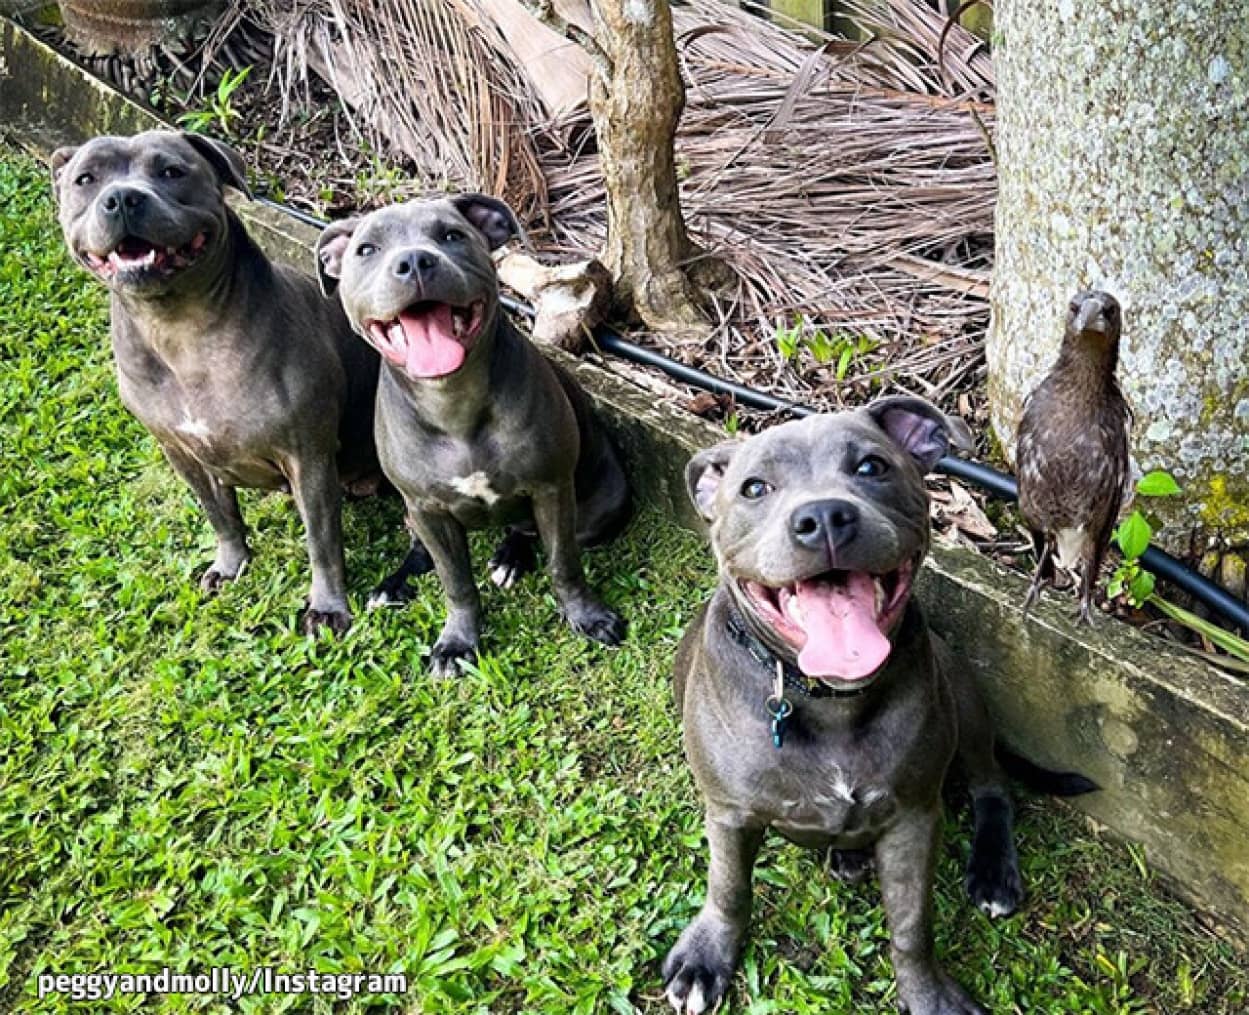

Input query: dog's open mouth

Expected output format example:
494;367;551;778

739;557;916;683
364;300;485;379
81;231;209;282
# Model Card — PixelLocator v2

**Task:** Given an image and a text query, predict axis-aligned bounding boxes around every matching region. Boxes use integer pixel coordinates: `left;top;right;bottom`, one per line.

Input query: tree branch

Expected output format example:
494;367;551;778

518;0;612;79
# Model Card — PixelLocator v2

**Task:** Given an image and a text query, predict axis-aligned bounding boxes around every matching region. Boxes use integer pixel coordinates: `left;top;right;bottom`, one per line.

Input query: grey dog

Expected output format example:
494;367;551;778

316;196;631;675
665;398;1061;1015
52;130;399;633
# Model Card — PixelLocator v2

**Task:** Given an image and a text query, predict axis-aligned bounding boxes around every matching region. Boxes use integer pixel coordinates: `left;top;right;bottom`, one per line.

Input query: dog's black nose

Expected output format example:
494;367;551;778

790;498;859;549
394;250;437;280
100;186;145;216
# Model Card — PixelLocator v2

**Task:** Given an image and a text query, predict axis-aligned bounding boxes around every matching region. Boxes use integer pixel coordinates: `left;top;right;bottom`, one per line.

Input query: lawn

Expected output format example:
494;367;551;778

0;145;1245;1014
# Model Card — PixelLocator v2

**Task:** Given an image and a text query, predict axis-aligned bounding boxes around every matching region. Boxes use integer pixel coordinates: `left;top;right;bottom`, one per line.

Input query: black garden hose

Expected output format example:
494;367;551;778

261;195;1249;634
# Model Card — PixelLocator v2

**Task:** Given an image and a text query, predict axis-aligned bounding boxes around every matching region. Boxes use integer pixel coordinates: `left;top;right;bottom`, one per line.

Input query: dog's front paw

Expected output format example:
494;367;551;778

199;543;250;594
199;556;249;594
662;918;739;1015
429;637;477;677
302;607;352;636
566;601;627;646
897;969;985;1015
200;568;232;594
488;531;537;589
965;848;1023;919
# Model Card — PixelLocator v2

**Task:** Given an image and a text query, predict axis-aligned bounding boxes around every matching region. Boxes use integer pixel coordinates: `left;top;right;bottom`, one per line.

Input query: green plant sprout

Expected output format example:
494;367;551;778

774;318;877;378
354;156;411;205
177;66;252;138
775;318;802;362
1109;470;1249;664
1107;469;1179;606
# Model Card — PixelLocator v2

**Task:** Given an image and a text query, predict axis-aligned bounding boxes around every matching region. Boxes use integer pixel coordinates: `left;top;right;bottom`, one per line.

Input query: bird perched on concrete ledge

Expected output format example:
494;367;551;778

1016;290;1131;623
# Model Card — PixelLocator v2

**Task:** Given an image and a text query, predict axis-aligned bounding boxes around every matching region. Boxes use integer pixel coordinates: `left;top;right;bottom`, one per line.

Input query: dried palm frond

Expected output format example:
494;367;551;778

223;0;548;218
215;0;998;414
538;0;996;409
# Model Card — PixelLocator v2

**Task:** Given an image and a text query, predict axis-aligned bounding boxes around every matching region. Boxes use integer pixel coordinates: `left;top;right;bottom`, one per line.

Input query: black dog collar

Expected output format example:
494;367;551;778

724;607;866;701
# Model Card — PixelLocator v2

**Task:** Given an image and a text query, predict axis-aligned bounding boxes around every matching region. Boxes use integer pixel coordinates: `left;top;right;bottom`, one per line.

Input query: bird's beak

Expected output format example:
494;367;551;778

1073;300;1106;334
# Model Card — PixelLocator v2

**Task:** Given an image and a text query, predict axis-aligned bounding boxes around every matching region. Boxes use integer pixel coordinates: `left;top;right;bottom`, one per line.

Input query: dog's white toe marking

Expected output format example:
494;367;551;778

685;983;706;1014
490;564;517;589
980;899;1013;919
451;471;500;505
367;591;398;610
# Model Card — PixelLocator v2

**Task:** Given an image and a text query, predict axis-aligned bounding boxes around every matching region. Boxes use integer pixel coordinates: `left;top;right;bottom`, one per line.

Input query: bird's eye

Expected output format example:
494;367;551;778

740;478;772;500
856;456;888;478
356;242;377;258
443;228;465;243
159;165;186;179
74;172;95;186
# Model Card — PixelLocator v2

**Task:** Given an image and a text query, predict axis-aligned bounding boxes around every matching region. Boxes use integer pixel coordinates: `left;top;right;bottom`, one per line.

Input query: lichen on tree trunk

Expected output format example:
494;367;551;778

988;0;1249;553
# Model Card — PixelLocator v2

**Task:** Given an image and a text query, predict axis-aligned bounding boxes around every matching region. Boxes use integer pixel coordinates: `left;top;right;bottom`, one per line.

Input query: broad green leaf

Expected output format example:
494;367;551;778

1128;569;1156;606
1136;470;1181;497
1115;511;1152;560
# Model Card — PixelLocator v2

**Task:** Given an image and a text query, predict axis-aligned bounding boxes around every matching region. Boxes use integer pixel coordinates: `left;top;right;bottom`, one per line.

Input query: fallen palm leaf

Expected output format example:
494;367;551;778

212;0;998;415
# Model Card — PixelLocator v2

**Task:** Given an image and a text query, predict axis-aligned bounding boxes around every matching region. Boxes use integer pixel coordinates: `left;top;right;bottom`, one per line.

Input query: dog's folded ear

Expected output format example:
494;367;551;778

686;442;740;523
180;132;252;198
866;396;975;473
314;217;362;298
451;194;525;251
50;146;79;199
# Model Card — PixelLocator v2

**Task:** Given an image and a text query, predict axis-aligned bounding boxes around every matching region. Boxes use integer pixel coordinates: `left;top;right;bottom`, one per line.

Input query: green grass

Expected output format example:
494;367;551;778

0;146;1245;1014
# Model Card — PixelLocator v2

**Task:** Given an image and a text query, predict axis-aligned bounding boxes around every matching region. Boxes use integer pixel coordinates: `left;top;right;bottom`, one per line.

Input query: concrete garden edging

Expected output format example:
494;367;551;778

3;15;1247;943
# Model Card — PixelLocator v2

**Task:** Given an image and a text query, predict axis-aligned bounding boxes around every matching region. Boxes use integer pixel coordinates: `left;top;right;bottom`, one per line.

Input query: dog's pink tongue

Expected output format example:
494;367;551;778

399;305;465;378
795;573;891;680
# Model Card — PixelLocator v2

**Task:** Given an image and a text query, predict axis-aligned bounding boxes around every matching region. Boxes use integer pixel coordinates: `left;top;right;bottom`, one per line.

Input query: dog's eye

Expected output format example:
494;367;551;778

74;172;95;186
740;478;772;500
856;456;888;478
356;242;377;258
159;165;186;179
443;228;465;243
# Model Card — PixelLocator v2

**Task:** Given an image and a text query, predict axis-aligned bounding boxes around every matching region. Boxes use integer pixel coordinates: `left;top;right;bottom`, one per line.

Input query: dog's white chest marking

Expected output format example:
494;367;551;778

779;768;888;821
814;770;860;806
177;416;212;440
451;471;500;505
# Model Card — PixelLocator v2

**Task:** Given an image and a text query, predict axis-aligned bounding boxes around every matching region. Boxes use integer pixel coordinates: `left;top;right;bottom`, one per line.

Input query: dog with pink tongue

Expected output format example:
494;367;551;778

663;398;1093;1015
316;195;631;676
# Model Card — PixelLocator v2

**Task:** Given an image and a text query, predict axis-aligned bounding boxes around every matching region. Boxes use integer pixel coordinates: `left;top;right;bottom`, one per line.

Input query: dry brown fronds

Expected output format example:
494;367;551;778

227;0;548;218
218;0;998;414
